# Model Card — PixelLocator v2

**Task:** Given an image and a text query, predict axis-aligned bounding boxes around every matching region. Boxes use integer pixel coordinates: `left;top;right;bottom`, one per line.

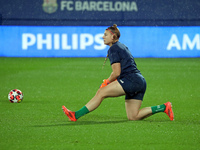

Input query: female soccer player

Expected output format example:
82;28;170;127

62;24;174;121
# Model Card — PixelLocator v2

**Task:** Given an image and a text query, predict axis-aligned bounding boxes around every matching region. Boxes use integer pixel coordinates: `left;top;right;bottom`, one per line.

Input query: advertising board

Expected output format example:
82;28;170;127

0;26;199;57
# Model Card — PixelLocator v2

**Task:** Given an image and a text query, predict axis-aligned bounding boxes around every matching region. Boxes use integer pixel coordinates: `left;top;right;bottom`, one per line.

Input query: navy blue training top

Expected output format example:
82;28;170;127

108;41;141;78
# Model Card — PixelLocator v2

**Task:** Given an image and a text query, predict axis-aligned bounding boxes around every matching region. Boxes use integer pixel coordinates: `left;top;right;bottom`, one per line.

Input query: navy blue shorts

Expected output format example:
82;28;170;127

117;73;146;100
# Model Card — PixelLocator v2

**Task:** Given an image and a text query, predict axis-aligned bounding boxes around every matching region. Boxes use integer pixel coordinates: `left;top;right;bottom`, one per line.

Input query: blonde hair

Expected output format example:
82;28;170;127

102;54;108;69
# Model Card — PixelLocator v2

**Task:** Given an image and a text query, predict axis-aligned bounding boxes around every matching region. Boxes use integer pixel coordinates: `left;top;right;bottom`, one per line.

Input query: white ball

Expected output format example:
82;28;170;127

8;89;23;103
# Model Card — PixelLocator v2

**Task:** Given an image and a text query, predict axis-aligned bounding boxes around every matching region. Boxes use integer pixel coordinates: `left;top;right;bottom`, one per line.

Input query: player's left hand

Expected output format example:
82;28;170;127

100;79;110;88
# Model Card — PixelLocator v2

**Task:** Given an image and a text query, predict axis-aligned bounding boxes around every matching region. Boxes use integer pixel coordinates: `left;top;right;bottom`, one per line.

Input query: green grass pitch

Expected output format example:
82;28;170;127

0;57;199;150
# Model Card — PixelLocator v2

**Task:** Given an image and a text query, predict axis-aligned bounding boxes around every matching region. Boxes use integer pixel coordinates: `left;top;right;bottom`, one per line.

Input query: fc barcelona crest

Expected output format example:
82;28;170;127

42;0;58;14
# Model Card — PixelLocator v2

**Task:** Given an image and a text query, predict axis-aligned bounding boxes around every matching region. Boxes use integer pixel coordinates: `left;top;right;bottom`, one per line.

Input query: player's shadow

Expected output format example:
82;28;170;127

31;120;128;128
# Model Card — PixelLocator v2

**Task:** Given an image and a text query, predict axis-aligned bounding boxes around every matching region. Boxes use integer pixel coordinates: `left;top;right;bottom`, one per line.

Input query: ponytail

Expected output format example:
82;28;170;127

102;54;108;69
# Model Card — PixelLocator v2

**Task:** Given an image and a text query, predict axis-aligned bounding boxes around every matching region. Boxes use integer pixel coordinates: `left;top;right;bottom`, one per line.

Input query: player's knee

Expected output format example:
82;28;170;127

96;88;108;99
96;88;106;99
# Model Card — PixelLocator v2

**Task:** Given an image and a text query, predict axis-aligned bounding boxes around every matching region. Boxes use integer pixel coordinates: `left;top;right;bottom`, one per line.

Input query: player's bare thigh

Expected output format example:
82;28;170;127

98;80;126;98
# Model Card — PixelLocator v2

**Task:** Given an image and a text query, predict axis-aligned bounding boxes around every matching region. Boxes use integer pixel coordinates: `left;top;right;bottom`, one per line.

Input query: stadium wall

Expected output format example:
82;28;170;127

0;0;200;26
0;14;2;25
0;0;199;57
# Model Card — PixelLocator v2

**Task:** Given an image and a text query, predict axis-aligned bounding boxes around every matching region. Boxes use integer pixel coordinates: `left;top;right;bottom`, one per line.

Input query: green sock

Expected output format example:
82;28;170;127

75;106;89;119
151;104;166;114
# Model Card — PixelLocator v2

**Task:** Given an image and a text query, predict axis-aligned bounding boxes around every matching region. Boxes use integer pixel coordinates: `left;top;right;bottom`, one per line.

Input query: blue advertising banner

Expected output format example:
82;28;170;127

0;26;200;57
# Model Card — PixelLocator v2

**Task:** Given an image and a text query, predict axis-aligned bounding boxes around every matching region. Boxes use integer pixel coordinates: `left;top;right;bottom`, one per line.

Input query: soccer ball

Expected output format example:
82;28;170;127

8;89;23;103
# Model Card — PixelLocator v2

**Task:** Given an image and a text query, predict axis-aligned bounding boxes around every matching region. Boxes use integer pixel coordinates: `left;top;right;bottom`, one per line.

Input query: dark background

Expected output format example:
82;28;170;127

0;0;200;26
